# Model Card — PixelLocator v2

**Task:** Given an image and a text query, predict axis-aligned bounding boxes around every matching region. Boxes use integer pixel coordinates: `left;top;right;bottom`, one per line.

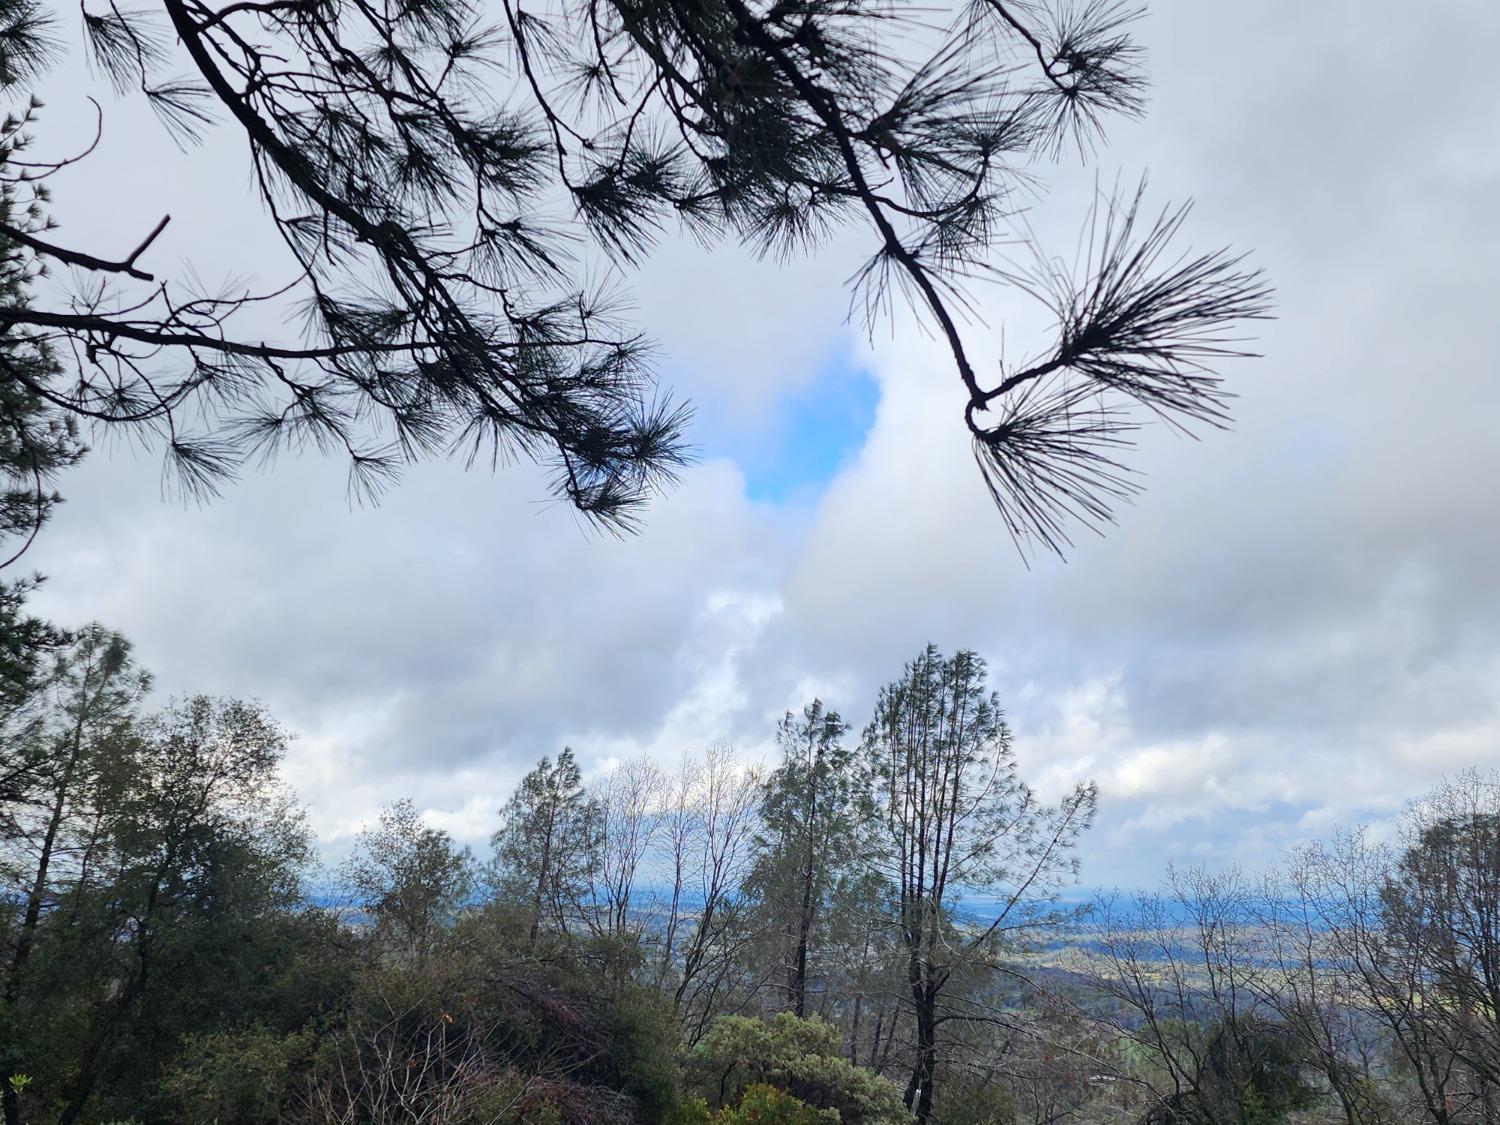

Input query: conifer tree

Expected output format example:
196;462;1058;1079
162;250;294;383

0;1;76;524
863;644;1095;1122
490;747;601;947
0;47;85;695
746;699;869;1018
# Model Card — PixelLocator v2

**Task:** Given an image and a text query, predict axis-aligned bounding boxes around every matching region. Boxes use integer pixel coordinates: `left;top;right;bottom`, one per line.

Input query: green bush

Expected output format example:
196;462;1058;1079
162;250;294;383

668;1084;835;1124
160;1027;315;1124
714;1084;831;1124
684;1013;906;1124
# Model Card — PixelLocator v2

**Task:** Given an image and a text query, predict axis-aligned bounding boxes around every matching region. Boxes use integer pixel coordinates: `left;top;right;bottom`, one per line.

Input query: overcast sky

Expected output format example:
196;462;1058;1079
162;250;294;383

18;0;1500;887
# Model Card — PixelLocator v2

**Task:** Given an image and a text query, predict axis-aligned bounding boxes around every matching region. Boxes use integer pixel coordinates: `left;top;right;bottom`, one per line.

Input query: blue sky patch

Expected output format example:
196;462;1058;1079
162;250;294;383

705;350;880;504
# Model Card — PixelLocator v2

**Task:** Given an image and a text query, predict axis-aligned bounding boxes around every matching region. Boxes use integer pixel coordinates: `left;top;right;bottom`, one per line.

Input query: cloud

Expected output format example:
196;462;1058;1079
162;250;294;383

18;0;1500;890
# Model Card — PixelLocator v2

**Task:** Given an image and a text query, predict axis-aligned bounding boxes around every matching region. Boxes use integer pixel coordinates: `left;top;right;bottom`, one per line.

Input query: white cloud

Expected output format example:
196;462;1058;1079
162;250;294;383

17;0;1500;888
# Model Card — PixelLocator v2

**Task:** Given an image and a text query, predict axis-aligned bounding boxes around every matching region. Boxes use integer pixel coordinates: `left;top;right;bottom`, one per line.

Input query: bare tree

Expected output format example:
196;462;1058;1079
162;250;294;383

1282;775;1500;1124
1079;868;1312;1125
304;1001;531;1125
1386;772;1500;1103
651;745;765;1043
586;755;665;944
1257;854;1395;1125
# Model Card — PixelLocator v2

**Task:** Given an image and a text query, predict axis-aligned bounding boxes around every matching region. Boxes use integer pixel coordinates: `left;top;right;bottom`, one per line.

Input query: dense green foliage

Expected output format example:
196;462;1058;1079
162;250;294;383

0;89;85;702
684;1013;907;1123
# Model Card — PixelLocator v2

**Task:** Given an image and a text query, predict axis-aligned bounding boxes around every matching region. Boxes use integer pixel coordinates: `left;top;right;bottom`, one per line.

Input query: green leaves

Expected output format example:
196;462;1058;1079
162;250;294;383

685;1013;908;1123
344;798;477;965
490;747;603;946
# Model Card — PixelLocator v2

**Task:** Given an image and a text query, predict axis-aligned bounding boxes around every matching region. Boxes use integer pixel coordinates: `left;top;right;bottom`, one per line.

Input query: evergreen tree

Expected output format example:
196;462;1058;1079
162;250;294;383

0;626;147;1125
684;1012;907;1123
863;645;1095;1122
0;16;80;573
490;747;601;948
0;34;86;704
746;699;869;1018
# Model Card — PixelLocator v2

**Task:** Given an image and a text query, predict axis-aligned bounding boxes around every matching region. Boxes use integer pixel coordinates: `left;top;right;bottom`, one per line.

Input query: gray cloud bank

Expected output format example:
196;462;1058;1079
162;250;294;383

21;0;1500;885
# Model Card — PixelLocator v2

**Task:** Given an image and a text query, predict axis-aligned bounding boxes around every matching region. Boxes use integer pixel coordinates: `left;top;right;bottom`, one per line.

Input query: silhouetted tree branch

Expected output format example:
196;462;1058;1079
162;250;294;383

0;0;1269;552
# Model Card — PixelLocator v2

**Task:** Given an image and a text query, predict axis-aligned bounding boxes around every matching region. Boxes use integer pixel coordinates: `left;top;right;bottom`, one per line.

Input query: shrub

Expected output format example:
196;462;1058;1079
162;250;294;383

684;1013;906;1124
160;1027;315;1124
714;1084;831;1124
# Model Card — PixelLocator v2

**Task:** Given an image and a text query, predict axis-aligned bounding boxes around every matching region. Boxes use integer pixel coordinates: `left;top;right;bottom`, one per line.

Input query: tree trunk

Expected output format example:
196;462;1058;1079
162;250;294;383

903;959;941;1123
3;784;66;1124
849;991;864;1065
792;886;812;1017
529;801;557;950
791;741;823;1018
905;997;938;1123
